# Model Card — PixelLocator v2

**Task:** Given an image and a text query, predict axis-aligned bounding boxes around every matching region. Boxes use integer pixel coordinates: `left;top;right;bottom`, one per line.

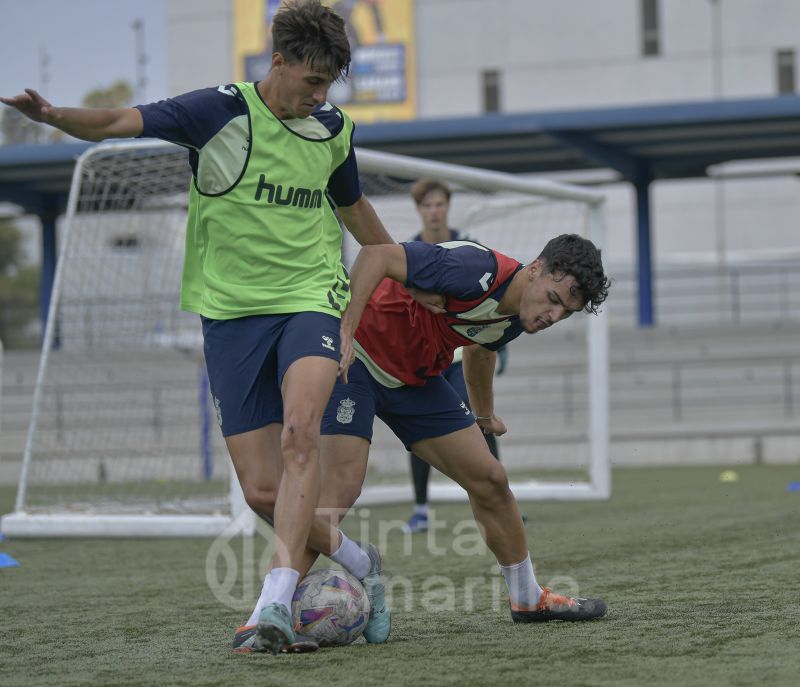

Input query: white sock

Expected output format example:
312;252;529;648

413;504;429;517
246;572;272;626
329;531;371;580
256;568;300;622
499;554;542;609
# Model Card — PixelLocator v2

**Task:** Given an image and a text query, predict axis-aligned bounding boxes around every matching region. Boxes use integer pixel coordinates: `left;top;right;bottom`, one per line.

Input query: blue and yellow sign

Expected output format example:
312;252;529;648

233;0;416;122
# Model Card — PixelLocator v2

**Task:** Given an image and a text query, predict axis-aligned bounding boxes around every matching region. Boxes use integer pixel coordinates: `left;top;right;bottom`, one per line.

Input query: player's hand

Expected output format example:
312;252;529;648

475;414;507;437
0;89;57;124
407;287;446;314
338;328;356;384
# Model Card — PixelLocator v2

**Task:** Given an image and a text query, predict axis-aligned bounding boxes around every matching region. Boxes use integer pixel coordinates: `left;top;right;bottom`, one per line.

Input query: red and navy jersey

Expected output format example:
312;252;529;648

354;240;525;387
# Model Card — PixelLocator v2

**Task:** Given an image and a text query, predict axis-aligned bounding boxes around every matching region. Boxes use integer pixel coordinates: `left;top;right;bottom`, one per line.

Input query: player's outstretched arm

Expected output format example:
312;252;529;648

0;88;143;141
336;194;394;246
338;243;408;382
462;344;507;436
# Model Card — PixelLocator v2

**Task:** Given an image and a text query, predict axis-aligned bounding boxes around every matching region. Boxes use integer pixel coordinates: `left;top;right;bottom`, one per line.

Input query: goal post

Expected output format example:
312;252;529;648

351;149;609;504
2;141;247;538
1;140;608;538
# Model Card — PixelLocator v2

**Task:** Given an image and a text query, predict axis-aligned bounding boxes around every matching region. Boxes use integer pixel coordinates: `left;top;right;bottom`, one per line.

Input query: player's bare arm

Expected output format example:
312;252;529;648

405;287;446;314
336;194;394;245
461;344;507;436
333;196;446;315
0;88;143;141
338;244;409;382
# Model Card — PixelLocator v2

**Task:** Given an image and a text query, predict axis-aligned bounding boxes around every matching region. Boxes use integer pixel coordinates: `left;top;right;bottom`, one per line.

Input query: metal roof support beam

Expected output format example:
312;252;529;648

546;132;656;326
0;187;65;339
547;131;644;181
39;209;58;339
0;187;54;216
635;178;655;327
23;192;67;342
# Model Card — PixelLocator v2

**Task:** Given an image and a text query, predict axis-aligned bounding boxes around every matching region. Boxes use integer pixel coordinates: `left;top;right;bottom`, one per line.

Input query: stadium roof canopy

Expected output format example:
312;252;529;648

2;94;800;327
355;95;800;182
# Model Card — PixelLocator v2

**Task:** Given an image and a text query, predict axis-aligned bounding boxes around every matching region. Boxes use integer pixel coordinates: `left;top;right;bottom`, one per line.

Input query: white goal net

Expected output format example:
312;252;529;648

1;141;607;538
351;150;609;505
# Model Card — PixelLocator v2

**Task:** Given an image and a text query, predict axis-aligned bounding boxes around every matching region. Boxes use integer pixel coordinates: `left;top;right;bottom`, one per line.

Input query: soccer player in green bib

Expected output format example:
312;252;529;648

2;0;394;654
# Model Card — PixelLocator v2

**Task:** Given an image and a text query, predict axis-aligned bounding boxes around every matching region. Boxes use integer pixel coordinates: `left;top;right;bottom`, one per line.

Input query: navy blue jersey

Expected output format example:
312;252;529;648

354;241;525;387
136;83;361;205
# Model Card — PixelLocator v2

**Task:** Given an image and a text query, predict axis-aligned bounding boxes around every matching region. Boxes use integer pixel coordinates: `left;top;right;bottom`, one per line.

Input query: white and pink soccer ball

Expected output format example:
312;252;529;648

292;568;370;646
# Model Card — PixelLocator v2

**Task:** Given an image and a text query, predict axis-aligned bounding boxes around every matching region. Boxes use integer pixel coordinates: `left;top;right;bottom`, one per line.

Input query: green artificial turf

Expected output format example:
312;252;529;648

1;465;799;687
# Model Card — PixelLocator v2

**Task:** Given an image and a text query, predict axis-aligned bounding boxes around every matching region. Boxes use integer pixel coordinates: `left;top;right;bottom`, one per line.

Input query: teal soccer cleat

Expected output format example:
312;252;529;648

255;603;300;655
358;542;392;643
233;623;318;654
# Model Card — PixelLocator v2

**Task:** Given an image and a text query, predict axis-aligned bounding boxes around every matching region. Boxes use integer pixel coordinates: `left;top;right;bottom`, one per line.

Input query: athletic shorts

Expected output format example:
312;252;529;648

442;361;468;405
202;311;340;437
321;358;476;450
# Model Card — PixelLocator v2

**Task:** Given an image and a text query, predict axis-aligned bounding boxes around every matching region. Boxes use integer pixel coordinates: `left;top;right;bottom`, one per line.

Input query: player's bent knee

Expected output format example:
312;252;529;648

283;406;322;436
280;448;319;474
280;422;320;459
242;484;277;514
340;482;362;509
469;461;512;505
487;461;512;496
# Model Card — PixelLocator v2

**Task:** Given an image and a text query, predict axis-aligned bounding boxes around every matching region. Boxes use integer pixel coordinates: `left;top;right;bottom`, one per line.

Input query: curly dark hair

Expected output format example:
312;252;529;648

537;234;610;315
272;0;351;81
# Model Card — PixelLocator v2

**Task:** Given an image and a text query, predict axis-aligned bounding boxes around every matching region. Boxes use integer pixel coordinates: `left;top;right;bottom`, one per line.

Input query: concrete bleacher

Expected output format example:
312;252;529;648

0;350;38;484
367;319;800;477
3;318;797;486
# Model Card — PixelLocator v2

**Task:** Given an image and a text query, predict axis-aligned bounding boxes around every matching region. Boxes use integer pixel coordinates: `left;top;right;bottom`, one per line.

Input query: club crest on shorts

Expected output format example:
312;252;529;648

336;397;356;424
322;335;336;351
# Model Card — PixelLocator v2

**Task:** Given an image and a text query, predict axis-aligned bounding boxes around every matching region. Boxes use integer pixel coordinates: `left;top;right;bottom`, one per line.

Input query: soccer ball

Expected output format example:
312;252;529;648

291;568;370;646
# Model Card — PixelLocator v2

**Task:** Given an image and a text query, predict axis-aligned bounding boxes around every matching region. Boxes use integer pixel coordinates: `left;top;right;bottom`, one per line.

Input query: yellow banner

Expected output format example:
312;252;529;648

233;0;416;123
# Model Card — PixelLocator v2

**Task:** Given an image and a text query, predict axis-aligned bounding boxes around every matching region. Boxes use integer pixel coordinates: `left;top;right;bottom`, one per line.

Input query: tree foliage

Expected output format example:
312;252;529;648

0;220;24;272
0;79;133;144
81;80;134;109
0;218;40;348
0;107;46;145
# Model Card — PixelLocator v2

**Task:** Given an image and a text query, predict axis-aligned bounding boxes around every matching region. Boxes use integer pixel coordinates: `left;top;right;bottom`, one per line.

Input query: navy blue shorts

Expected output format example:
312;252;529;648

321;358;476;450
442;361;468;405
202;312;340;437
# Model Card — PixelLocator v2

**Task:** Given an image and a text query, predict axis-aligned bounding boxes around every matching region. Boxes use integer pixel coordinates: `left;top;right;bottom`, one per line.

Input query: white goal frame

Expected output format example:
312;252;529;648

1;141;608;538
352;149;609;506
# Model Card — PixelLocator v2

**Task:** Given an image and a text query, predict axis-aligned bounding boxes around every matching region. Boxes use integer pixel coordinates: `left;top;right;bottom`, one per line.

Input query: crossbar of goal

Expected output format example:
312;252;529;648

1;140;609;538
354;147;609;505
